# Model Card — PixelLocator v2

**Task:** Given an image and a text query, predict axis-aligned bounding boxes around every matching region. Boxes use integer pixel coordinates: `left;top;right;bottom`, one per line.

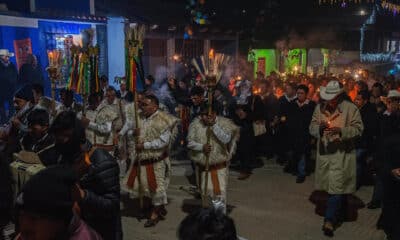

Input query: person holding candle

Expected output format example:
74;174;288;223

309;80;363;237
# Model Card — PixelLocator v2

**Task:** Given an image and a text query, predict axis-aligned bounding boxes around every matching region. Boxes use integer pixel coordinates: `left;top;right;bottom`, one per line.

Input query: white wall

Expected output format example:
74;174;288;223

107;17;125;88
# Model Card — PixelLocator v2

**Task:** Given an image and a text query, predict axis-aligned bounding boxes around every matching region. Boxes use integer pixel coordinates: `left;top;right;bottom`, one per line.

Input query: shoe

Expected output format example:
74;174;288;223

238;172;251;180
296;176;305;184
144;216;160;228
322;221;334;237
157;206;168;218
367;201;381;209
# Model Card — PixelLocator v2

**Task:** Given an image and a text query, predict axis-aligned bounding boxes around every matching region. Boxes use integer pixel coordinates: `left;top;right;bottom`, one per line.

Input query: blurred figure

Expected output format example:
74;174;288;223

0;49;18;124
117;80;133;103
178;208;238;240
278;82;297;169
354;90;378;189
50;111;122;239
99;75;108;97
0;153;13;239
368;90;400;210
18;54;44;87
15;166;102;240
370;83;386;114
233;103;255;180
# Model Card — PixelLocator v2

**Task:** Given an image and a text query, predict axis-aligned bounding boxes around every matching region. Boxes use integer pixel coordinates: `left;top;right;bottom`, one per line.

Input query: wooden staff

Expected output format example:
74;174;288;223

202;75;215;208
133;91;143;209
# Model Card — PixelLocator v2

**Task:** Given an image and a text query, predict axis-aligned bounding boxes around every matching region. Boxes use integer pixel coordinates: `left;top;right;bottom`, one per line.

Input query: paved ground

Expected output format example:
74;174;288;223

121;159;386;240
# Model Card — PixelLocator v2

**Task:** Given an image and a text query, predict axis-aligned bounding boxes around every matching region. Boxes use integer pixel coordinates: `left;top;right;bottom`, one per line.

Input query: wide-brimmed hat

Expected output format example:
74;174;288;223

320;80;344;101
0;49;14;57
387;89;400;99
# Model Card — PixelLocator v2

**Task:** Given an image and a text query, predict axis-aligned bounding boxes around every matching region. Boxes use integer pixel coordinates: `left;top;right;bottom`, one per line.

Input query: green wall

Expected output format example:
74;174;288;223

248;49;277;77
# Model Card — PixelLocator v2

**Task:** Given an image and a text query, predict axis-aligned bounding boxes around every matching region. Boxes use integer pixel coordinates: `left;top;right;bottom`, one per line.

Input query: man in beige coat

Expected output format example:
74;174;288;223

309;80;363;237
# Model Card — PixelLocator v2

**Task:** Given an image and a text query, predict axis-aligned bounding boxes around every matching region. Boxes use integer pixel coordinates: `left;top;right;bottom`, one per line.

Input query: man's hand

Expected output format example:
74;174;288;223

319;121;329;136
11;117;21;129
71;184;86;201
392;168;400;178
203;144;212;155
133;128;141;137
80;117;90;128
135;141;144;152
326;127;342;136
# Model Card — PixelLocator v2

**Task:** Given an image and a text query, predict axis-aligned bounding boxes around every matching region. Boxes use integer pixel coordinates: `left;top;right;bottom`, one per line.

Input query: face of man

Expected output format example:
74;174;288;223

54;129;81;159
32;90;42;105
372;87;381;98
29;123;48;140
105;90;116;105
354;94;367;109
145;78;153;87
285;85;295;97
14;97;27;111
0;55;10;64
327;96;339;110
100;80;108;89
140;98;158;117
387;98;400;113
120;83;126;92
18;211;67;240
296;89;307;103
235;108;247;120
259;83;267;95
191;95;203;106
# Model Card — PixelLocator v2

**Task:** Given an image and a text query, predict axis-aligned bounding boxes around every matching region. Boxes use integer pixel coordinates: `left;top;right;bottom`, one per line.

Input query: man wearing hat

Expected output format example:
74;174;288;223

309;80;363;237
0;49;18;124
367;90;400;210
0;85;34;159
187;103;239;212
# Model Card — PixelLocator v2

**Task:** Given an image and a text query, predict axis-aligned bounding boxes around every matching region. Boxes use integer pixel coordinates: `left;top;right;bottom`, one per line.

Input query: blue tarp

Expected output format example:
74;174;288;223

0;20;91;100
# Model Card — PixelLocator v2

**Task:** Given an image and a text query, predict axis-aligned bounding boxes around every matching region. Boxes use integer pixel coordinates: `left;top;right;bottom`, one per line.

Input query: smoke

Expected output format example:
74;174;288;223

275;28;339;50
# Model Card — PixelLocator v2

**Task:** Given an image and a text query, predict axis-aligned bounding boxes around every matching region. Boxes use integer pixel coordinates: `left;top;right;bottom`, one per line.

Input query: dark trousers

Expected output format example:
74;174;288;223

235;124;255;173
356;148;368;188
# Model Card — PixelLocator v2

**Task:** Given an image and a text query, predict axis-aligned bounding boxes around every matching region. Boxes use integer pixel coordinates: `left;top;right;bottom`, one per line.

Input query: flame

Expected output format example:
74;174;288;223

209;48;215;60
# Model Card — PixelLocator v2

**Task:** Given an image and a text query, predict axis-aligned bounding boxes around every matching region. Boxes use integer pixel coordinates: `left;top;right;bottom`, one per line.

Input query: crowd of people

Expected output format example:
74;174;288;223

0;52;400;239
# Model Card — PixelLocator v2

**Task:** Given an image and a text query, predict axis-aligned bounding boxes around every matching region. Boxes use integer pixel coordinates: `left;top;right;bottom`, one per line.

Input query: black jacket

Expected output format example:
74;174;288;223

77;148;122;240
261;93;279;123
356;102;378;149
0;61;17;102
288;100;316;153
18;63;44;88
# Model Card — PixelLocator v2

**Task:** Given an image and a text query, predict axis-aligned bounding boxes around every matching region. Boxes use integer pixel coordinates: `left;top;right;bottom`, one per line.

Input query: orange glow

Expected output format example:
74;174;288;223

209;49;215;59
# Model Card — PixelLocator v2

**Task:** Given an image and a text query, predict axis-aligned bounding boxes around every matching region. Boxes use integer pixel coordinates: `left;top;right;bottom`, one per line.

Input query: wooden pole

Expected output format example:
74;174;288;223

133;91;143;209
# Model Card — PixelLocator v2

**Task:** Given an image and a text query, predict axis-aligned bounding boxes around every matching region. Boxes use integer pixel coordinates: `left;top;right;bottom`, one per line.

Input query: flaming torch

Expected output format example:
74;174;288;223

46;50;63;113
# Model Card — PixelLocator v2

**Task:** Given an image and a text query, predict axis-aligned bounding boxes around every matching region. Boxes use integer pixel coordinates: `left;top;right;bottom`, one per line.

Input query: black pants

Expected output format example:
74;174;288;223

235;124;255;173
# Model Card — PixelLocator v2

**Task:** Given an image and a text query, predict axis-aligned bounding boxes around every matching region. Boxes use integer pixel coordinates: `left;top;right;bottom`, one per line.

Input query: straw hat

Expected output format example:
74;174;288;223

320;81;344;101
0;49;14;57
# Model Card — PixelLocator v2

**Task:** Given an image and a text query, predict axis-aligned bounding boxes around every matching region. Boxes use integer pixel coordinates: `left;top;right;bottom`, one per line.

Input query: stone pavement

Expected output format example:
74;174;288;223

121;160;386;240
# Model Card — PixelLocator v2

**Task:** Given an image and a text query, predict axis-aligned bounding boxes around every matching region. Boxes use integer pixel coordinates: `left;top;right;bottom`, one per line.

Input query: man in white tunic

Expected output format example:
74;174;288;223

123;94;178;227
187;105;239;211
